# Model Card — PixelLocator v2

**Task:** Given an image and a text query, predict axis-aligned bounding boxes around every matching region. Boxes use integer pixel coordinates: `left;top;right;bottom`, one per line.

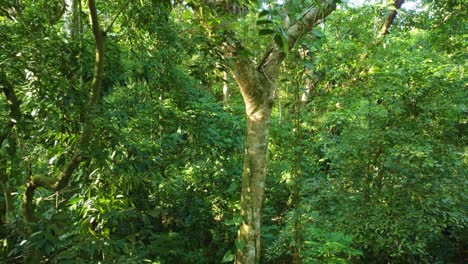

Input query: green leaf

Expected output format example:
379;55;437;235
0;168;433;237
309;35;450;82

259;29;276;35
311;28;325;38
280;28;289;56
233;214;243;225
235;239;245;250
226;182;238;193
222;250;235;262
259;10;270;17
303;61;315;71
256;19;273;25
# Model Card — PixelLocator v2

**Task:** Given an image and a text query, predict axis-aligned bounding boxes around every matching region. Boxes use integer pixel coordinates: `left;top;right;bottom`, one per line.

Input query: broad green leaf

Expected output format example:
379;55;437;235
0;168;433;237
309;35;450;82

259;28;276;35
222;250;235;262
235;239;245;250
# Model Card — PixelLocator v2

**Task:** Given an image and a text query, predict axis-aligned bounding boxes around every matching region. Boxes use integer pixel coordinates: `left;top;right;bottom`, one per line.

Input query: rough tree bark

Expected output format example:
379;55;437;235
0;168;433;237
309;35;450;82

232;1;337;263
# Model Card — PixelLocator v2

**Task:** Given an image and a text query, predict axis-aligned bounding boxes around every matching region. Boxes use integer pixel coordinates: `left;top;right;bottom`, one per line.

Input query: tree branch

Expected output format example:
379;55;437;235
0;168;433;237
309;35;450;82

286;1;337;48
0;6;15;20
377;0;405;39
0;72;21;146
87;0;105;111
258;0;337;77
104;0;131;34
50;0;67;25
357;0;405;63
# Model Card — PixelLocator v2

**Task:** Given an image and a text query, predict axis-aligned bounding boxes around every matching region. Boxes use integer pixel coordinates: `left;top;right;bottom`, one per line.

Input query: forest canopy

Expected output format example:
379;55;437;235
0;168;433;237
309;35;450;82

0;0;466;263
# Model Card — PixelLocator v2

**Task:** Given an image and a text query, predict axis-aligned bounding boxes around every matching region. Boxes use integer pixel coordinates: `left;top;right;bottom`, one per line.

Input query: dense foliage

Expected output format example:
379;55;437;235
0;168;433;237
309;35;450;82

0;0;466;263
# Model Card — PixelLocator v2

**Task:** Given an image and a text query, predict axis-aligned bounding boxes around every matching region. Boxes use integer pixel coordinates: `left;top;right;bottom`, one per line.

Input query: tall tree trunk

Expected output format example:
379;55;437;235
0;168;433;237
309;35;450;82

233;60;275;263
232;2;337;263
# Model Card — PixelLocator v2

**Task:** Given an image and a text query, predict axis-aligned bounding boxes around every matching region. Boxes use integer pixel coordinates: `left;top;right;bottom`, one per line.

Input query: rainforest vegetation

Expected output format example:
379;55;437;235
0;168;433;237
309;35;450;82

0;0;466;263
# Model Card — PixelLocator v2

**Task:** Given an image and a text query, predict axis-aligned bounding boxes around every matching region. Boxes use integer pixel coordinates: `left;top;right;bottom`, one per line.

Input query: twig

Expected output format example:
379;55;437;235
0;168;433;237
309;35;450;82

105;0;131;34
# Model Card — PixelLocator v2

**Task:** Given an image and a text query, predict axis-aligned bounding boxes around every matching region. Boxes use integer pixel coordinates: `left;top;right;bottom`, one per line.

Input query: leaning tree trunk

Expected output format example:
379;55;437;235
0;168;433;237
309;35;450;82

21;0;105;262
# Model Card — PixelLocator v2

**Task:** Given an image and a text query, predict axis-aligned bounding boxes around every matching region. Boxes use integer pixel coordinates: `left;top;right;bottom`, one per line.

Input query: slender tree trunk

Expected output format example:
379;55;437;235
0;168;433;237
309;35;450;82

292;75;303;264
